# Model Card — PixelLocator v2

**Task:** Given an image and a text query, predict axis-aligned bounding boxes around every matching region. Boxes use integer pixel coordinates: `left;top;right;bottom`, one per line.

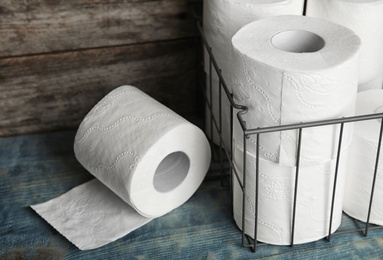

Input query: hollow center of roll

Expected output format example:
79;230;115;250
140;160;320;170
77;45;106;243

153;152;190;193
271;30;325;53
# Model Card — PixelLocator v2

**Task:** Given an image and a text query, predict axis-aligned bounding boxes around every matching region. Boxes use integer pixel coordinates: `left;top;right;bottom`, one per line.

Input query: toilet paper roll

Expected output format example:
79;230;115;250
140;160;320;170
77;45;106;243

231;15;361;166
306;0;383;89
203;0;305;84
232;139;349;245
343;90;383;225
203;0;304;147
31;85;211;250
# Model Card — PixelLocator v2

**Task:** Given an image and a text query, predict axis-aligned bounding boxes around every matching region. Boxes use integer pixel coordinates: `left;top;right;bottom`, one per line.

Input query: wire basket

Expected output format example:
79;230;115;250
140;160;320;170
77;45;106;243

192;5;383;253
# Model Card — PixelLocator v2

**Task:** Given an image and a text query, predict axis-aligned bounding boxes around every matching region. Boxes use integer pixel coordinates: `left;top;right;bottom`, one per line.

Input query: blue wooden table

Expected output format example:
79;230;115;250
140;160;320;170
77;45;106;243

1;130;382;259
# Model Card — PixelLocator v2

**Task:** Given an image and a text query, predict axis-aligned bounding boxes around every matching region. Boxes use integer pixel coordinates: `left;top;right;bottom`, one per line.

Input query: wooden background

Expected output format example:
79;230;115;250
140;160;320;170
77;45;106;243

0;0;201;136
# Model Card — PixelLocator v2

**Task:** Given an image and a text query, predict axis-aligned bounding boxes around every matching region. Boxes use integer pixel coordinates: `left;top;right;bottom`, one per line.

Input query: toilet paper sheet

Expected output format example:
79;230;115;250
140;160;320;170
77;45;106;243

306;0;383;89
203;0;304;147
232;139;349;245
231;15;361;166
343;90;383;225
31;85;211;250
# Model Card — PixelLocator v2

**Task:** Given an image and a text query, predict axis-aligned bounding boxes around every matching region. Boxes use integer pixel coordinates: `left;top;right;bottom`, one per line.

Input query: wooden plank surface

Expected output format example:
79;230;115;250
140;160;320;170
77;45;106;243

0;0;201;136
1;131;383;259
0;0;197;57
0;38;199;136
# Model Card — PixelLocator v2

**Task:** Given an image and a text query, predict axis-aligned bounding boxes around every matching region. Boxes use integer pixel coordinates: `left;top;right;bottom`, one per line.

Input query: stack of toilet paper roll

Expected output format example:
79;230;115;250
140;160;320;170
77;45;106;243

343;90;383;226
203;0;305;148
232;137;349;245
306;0;383;92
230;15;361;245
31;85;211;250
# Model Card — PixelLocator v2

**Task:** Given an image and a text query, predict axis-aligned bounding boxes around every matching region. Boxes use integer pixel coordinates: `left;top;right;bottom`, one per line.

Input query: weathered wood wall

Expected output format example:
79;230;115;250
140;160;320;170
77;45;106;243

0;0;200;136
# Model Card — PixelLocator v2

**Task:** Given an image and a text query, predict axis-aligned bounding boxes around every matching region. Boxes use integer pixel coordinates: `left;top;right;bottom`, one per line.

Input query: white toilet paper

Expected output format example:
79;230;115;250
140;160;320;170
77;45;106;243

231;15;361;166
232;138;349;245
31;85;211;250
203;0;305;83
306;0;383;90
343;90;383;226
203;0;304;147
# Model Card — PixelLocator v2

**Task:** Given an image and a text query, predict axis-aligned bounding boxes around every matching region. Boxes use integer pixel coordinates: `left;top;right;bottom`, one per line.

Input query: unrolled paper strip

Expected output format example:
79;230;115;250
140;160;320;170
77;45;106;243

343;90;383;226
231;15;360;166
203;0;304;147
306;0;383;90
232;138;349;245
31;85;211;250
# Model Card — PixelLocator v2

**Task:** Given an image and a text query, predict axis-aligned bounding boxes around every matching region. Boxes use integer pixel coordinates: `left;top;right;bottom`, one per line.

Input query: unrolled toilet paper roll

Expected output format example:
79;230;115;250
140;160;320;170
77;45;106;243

306;0;383;90
231;15;361;166
232;139;349;245
343;90;383;225
31;85;211;250
203;0;304;147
